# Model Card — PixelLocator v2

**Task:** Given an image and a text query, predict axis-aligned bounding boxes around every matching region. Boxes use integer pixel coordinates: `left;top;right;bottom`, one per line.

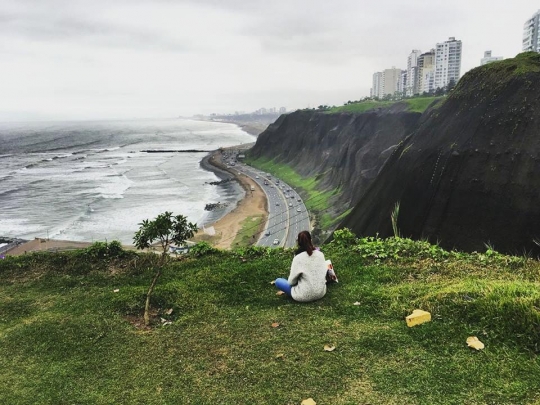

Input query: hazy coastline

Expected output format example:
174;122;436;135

0;118;254;246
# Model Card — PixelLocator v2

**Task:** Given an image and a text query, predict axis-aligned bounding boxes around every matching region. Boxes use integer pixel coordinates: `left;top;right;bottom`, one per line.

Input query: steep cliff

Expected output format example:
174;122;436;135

249;107;422;211
340;52;540;254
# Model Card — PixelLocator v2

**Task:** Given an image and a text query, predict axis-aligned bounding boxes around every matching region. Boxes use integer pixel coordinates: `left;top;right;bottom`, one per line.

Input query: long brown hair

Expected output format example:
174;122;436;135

296;230;315;256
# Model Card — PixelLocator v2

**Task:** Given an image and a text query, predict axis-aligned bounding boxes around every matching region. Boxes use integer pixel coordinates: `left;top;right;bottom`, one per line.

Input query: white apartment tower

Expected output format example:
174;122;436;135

434;37;462;90
406;50;422;96
398;70;407;95
371;72;384;99
523;10;540;52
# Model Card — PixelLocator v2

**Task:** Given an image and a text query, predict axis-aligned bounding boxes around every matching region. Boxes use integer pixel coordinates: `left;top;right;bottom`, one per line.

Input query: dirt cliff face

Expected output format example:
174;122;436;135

249;109;421;210
340;52;540;254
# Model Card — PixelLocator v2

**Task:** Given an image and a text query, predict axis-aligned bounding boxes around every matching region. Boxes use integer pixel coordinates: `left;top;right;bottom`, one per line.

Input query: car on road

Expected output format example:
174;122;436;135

256;176;259;179
273;239;280;245
276;202;280;206
297;208;302;212
265;231;271;236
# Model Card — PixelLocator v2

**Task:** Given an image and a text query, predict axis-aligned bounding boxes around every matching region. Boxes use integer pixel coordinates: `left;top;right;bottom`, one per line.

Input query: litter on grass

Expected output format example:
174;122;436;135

466;336;485;350
405;309;431;327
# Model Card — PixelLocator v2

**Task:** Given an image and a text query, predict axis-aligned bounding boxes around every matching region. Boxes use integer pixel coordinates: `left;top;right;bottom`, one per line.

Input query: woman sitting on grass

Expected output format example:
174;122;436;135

274;231;327;302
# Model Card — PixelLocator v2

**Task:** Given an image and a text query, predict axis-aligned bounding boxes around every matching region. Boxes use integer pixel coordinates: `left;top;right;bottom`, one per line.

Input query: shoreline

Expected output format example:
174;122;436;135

5;123;267;255
193;117;271;137
194;145;268;249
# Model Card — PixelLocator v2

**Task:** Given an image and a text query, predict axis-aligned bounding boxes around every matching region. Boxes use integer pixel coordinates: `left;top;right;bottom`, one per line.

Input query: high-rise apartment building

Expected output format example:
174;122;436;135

371;68;404;99
523;10;540;52
418;50;436;94
406;50;422;96
382;67;402;97
398;70;407;95
434;37;462;90
371;72;384;99
480;50;503;65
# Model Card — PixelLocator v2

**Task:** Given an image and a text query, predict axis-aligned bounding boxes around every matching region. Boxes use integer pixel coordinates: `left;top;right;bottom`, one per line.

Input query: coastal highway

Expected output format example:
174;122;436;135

232;161;310;248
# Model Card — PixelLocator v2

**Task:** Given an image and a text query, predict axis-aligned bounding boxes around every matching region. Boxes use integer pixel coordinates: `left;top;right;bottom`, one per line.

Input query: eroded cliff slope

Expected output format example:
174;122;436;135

249;107;421;211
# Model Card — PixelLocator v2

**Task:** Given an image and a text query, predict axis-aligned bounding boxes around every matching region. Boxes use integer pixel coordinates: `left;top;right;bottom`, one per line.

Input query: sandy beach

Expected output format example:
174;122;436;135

5;238;93;256
194;147;268;249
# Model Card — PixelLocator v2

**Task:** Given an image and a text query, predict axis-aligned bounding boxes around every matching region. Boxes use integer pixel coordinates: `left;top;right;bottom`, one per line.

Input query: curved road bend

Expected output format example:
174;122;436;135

234;162;310;248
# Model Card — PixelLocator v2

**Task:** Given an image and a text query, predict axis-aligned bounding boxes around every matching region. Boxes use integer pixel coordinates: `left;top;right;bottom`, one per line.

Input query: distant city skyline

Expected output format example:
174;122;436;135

372;7;540;99
0;1;536;121
372;36;462;98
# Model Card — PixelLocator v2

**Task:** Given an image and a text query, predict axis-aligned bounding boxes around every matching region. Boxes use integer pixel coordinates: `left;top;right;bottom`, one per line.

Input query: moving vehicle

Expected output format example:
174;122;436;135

273;239;280;245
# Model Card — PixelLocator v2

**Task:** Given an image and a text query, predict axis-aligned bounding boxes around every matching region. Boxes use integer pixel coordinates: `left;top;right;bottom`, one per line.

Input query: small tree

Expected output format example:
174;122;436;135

133;211;198;326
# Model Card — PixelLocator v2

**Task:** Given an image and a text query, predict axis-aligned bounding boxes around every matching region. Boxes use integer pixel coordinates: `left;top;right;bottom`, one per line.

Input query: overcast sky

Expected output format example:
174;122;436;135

0;0;535;121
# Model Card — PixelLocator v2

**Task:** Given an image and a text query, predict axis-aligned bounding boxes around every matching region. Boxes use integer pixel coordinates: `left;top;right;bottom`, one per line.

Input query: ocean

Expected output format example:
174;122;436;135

0;118;255;244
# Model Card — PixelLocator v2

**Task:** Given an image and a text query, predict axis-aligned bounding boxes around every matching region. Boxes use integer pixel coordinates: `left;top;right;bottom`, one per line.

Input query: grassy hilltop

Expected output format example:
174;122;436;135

1;235;540;404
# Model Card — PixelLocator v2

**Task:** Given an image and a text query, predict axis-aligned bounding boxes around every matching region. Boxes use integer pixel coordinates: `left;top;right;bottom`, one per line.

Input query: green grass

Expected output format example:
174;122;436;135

231;215;264;247
1;237;540;404
327;97;444;115
450;52;540;103
327;100;397;114
244;156;342;228
479;51;540;76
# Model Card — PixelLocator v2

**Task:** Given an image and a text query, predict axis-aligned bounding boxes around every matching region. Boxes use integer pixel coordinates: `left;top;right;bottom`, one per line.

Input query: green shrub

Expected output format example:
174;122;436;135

84;240;127;260
189;241;219;257
331;227;358;247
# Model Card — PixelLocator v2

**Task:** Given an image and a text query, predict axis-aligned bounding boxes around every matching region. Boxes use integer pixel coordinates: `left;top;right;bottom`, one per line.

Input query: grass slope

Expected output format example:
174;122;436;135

232;215;264;247
327;97;444;114
1;237;540;404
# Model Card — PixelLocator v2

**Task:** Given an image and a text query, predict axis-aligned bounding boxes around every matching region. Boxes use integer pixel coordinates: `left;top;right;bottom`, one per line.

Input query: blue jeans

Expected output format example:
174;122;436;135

275;278;292;296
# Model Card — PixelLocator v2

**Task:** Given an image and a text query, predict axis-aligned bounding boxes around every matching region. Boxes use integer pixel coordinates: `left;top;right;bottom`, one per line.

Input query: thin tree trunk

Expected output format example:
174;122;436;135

144;268;162;326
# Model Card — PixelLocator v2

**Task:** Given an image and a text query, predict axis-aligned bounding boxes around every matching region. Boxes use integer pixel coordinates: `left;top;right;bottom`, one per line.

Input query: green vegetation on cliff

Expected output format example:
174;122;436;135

327;100;396;113
244;156;342;229
1;236;540;404
450;52;540;100
327;96;444;114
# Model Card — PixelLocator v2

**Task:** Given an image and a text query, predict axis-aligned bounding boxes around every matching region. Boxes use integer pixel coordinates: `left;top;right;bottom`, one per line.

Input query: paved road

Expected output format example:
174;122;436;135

233;162;310;248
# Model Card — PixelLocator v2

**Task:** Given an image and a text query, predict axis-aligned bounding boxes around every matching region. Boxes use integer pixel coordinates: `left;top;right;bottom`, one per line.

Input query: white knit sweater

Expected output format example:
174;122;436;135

288;250;327;302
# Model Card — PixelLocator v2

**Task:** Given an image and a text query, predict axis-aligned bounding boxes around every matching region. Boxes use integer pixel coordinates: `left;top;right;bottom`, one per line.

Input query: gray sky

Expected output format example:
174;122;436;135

0;0;535;121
